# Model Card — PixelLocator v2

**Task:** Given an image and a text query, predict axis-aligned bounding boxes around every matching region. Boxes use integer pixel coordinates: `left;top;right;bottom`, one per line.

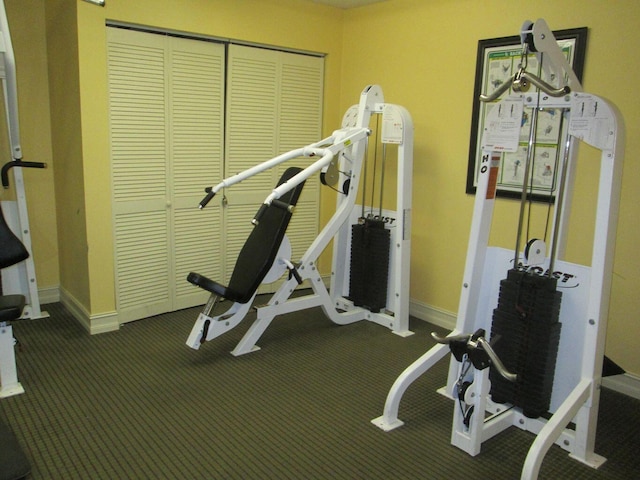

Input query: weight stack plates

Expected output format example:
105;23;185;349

489;268;562;418
348;219;390;313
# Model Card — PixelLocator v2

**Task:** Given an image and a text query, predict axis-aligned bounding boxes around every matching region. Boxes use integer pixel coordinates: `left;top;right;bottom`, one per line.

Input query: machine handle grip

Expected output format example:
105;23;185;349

199;188;215;209
290;266;303;285
476;337;518;382
252;200;294;225
479;76;514;102
521;71;571;97
252;204;269;225
2;160;47;188
431;331;518;382
431;332;472;344
271;199;294;213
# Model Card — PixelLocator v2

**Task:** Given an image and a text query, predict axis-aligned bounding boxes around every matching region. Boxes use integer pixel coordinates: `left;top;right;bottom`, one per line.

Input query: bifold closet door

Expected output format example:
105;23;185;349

108;28;225;322
224;44;323;288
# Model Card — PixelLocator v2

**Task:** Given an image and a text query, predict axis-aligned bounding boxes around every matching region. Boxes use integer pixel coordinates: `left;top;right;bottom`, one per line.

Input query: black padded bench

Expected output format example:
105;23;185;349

188;166;305;304
0;203;31;479
0;418;30;480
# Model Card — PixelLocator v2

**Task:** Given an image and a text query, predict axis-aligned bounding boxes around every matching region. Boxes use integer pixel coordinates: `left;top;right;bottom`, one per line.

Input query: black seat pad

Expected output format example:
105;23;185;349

0;295;25;322
186;272;232;299
188;167;305;304
0;204;29;269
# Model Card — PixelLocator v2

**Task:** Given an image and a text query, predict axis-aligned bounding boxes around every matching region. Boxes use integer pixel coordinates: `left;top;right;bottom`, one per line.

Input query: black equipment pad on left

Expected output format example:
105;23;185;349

0;418;30;480
0;203;29;269
0;295;25;322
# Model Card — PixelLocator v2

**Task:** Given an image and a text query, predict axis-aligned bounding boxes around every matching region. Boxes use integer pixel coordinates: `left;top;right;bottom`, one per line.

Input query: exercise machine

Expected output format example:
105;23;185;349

0;201;27;398
0;0;47;320
372;19;624;480
0;0;48;397
186;85;414;355
0;4;44;477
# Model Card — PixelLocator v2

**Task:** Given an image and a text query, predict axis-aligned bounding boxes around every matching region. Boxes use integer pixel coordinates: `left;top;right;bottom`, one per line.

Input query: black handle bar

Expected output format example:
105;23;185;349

2;160;47;188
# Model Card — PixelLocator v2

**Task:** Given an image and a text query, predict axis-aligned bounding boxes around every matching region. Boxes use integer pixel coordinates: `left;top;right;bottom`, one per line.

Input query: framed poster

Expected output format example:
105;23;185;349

466;27;588;201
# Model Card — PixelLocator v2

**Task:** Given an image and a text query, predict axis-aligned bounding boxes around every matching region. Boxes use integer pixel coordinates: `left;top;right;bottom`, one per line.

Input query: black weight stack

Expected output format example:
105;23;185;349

349;218;390;313
489;268;562;418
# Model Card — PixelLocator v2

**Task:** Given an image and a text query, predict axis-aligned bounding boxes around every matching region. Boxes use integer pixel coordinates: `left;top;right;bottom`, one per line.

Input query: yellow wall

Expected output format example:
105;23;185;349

4;0;639;374
340;0;640;374
44;0;92;311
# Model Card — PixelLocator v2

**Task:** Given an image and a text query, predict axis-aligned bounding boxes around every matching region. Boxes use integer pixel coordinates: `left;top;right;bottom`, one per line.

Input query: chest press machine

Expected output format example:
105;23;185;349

372;20;624;480
186;85;414;356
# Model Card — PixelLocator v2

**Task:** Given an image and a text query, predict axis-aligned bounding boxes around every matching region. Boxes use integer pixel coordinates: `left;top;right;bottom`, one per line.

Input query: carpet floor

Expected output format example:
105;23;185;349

1;301;638;479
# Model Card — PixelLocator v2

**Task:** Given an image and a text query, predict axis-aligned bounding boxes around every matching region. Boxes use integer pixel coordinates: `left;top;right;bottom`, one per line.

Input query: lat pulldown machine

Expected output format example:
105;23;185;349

372;19;624;480
186;85;414;356
0;0;47;399
0;0;46;321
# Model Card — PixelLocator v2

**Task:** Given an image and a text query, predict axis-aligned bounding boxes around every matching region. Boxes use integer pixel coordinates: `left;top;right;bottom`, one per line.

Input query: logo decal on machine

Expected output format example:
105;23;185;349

515;262;580;288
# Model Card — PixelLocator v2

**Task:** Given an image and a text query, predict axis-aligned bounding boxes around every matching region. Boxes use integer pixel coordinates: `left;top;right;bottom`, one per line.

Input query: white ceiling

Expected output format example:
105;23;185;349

310;0;387;8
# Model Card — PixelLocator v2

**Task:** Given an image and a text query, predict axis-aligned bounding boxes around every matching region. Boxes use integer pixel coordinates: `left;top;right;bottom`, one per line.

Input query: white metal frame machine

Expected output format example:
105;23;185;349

187;85;414;355
372;19;624;480
0;0;47;398
0;0;46;321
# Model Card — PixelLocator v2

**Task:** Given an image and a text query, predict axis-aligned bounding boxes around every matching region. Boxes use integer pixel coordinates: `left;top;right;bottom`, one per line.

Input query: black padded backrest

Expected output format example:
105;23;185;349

0;203;28;269
225;167;305;303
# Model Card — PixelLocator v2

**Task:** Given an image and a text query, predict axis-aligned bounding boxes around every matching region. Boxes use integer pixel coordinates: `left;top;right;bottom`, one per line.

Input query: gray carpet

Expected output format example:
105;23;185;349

1;301;638;479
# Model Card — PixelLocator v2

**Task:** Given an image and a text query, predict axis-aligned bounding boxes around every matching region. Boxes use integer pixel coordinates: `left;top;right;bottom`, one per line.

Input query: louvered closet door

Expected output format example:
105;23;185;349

170;37;225;310
108;28;171;322
108;28;224;322
224;45;323;287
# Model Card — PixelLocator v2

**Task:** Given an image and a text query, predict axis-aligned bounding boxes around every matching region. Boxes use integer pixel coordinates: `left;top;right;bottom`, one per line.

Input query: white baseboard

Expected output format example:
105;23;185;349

59;286;120;335
38;286;60;304
88;311;121;335
409;299;456;331
602;373;640;400
58;286;91;332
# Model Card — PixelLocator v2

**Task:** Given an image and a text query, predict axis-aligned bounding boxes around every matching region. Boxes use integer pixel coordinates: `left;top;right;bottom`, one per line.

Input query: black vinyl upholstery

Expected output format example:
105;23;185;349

0;204;28;269
0;416;31;480
0;204;28;322
188;167;305;304
0;294;25;322
0;201;31;480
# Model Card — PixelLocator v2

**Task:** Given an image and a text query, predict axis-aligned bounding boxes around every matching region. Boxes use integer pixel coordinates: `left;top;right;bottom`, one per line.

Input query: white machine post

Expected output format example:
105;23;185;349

0;321;23;397
186;85;414;355
0;0;46;320
373;20;624;480
331;92;414;337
